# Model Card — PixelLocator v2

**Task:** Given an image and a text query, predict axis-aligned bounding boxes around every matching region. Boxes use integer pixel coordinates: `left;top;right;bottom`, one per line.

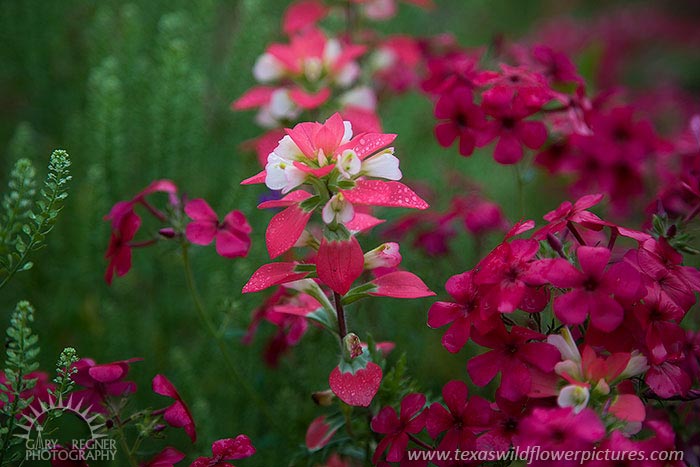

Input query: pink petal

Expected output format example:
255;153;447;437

467;351;501;386
345;213;385;232
285;122;319;159
289;86;331;109
442;319;471;353
242;262;310;293
427;301;463;328
589;293;624;332
369;271;435;299
609;394;646;422
316;237;364;295
257;190;311;209
577;246;611;278
553;290;589;325
266;204;312;258
329;362;382;407
314;113;346;154
186;220;217;246
516;120;547;149
442;380;468;415
88;363;128;383
283;0;328;35
493;133;523;164
435;122;459;147
163;401;196;442
342;133;397;160
545;258;584;288
152;374;180;399
231;86;275;110
241;170;267;185
215;229;251;258
341;180;429;210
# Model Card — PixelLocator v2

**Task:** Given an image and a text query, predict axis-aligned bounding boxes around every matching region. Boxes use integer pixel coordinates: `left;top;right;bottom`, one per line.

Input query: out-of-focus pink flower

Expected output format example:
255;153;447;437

477;88;548;164
282;0;328;35
434;87;486;157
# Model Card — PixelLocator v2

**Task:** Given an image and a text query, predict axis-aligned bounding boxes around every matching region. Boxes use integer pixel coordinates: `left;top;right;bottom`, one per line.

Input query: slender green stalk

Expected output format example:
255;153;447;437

333;292;347;339
179;243;278;429
105;400;138;467
514;164;525;218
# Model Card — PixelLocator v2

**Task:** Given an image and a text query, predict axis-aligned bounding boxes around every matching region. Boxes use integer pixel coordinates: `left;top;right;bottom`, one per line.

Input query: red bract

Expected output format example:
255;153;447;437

434;87;485;157
368;271;435;299
426;380;492;456
282;0;328;35
466;324;560;401
371;393;427;463
184;199;251;259
152;374;197;443
316;236;365;295
546;246;643;332
242;262;311;293
190;435;255;467
71;358;140;413
328;362;382;407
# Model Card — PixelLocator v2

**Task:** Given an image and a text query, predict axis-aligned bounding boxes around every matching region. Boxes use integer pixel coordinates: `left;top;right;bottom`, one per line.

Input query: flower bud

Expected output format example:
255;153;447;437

619;353;649;380
364;242;402;269
312;389;335;407
322;193;354;225
343;333;363;360
557;384;590;413
159;227;176;238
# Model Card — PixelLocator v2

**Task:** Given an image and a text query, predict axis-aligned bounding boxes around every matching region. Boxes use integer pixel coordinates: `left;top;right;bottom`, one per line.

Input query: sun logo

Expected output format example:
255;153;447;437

14;395;107;445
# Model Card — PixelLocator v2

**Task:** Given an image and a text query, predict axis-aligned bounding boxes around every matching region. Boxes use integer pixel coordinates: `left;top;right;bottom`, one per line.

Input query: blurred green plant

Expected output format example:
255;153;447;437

0;300;40;465
0;150;72;292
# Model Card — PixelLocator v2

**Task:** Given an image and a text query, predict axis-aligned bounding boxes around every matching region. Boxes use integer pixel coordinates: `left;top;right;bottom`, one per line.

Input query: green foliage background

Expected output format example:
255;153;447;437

1;0;698;465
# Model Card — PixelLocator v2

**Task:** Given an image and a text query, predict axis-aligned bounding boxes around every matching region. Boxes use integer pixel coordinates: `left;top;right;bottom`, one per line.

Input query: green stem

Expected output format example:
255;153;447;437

333;292;347;339
180;243;279;429
105;400;138;467
514;163;525;218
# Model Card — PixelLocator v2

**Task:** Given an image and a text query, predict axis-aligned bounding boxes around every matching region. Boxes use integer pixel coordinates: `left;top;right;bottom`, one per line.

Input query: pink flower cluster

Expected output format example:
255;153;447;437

365;194;700;465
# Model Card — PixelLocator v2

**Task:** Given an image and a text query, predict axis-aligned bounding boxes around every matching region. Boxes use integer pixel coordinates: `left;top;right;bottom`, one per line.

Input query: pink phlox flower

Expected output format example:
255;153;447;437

185;198;252;259
371;393;427;463
152;374;197;443
190;435;255;467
